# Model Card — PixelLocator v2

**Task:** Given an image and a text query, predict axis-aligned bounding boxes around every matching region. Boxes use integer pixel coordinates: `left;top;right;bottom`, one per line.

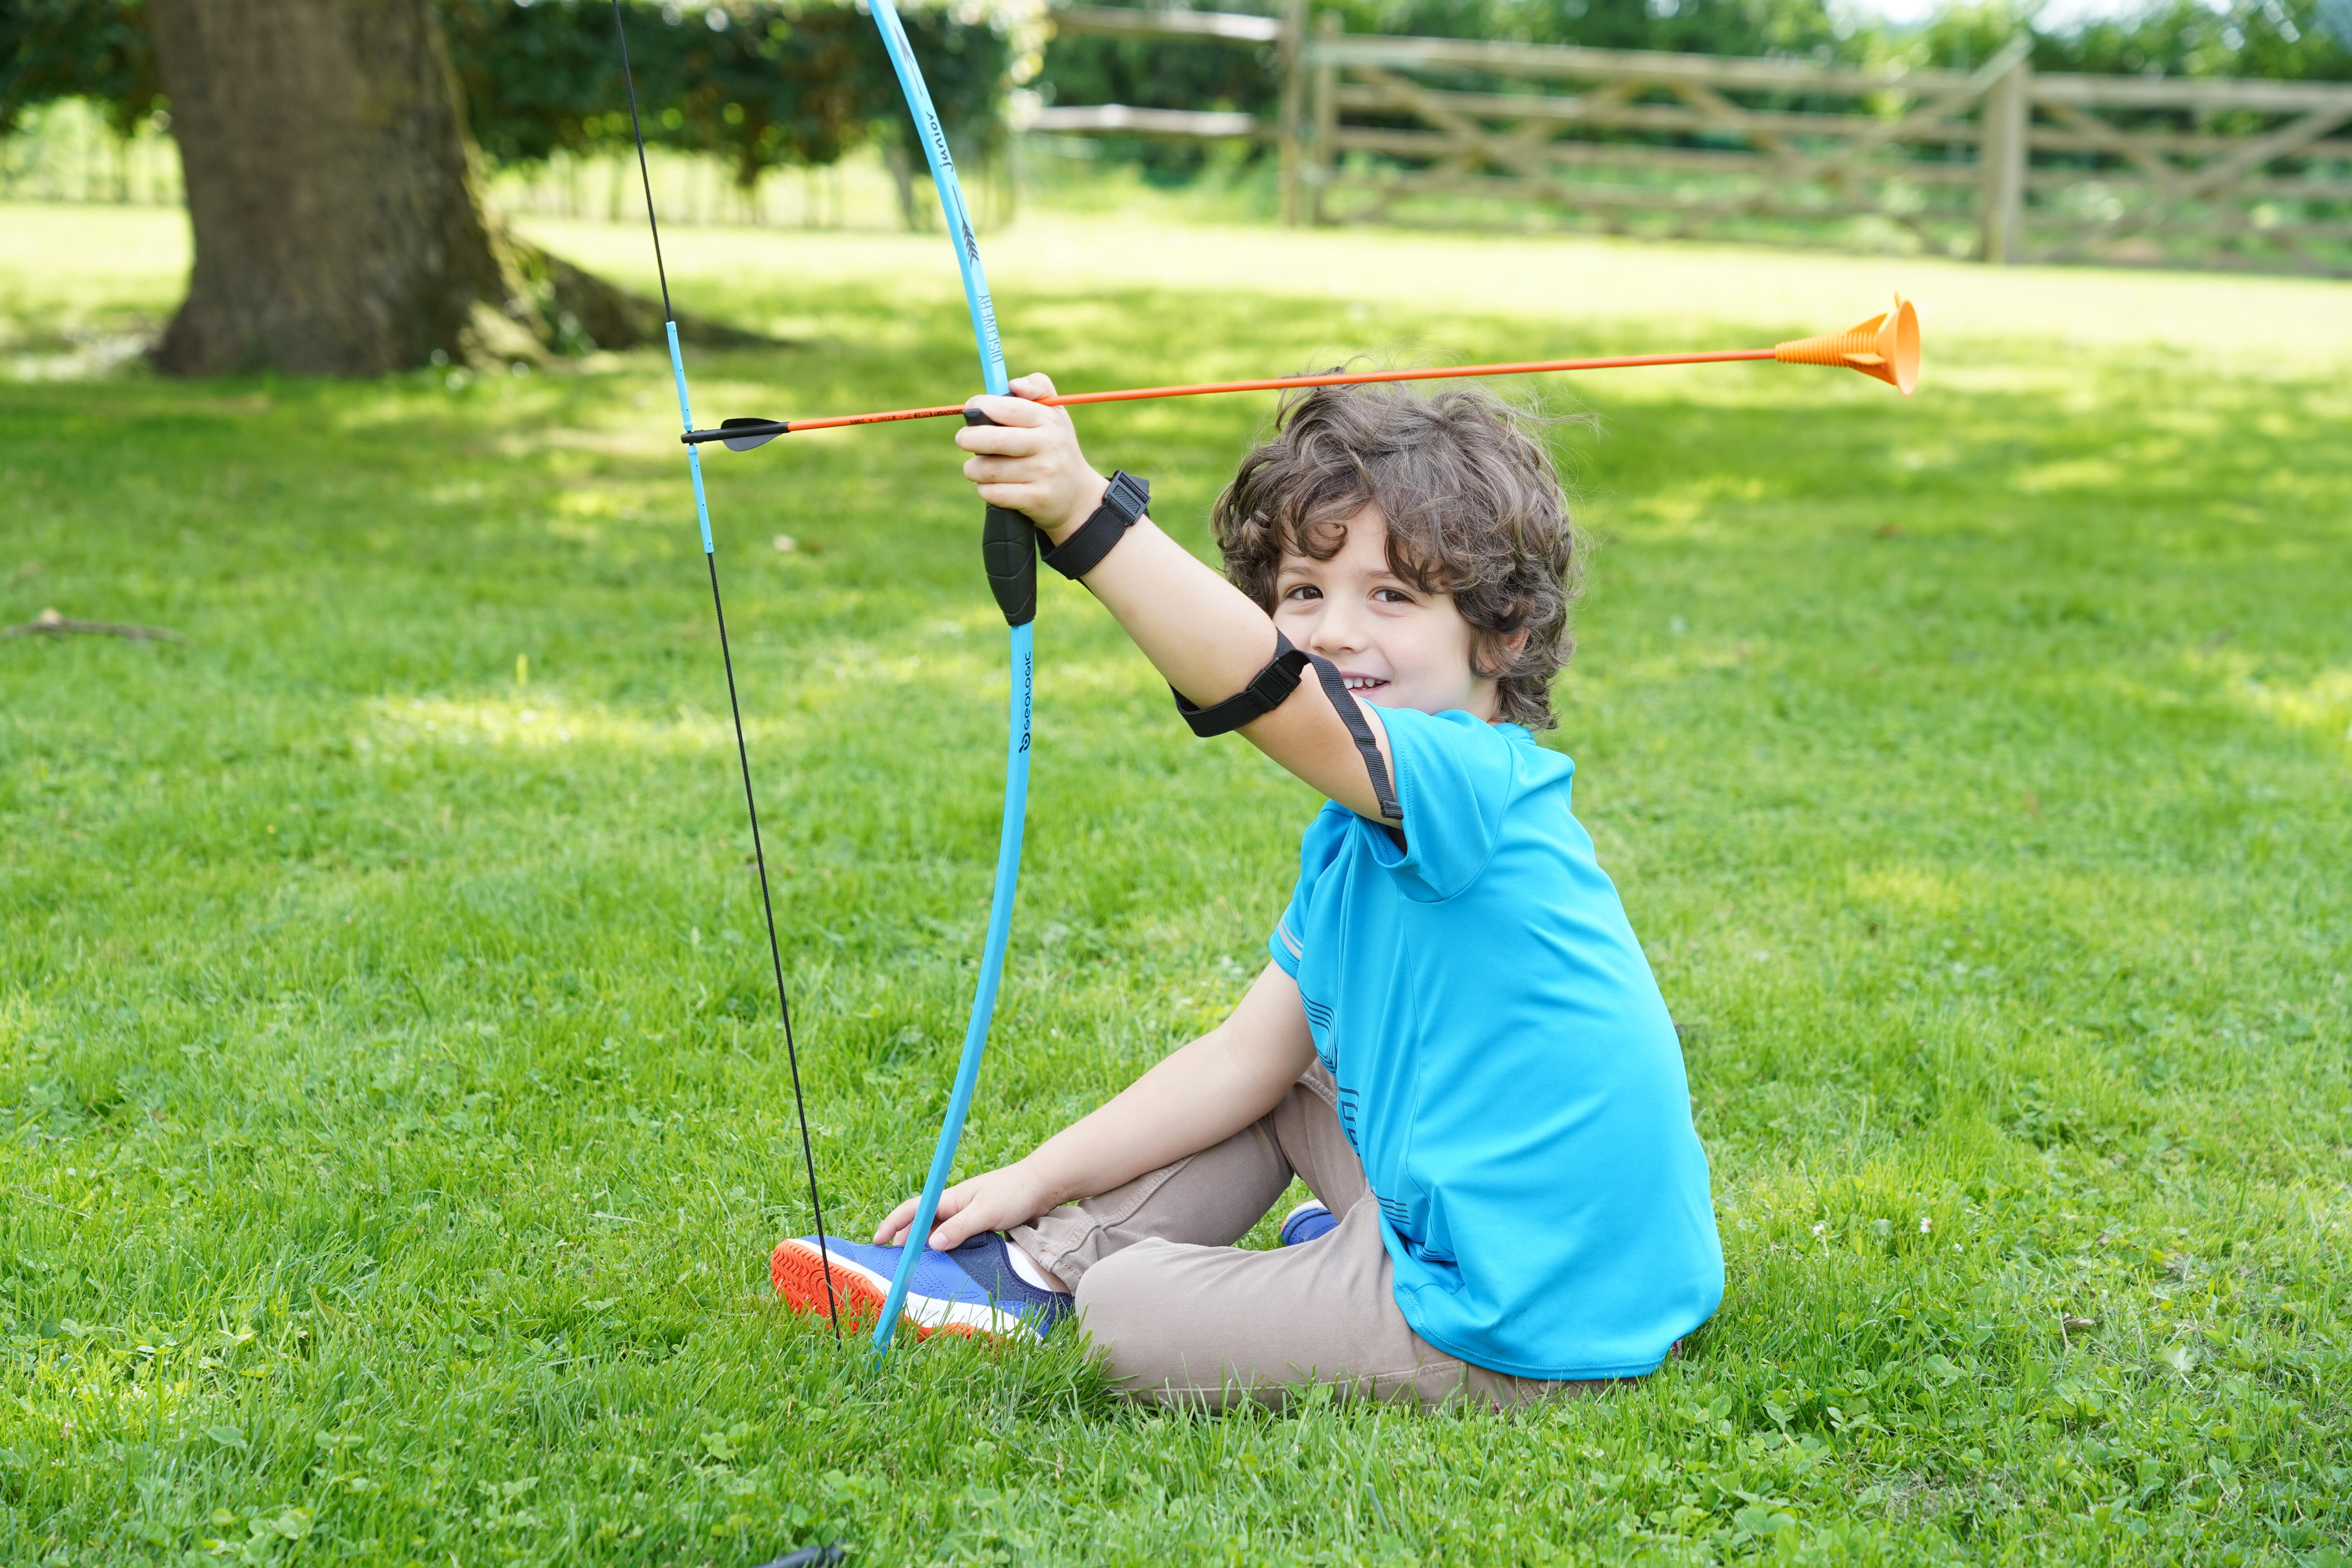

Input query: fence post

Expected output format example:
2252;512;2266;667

1310;11;1339;225
1977;43;2031;265
1278;0;1306;225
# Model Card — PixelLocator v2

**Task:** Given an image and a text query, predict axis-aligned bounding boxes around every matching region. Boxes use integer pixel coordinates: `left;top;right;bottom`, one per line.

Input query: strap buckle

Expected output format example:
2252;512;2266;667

1042;470;1150;581
1171;635;1403;826
1173;633;1310;737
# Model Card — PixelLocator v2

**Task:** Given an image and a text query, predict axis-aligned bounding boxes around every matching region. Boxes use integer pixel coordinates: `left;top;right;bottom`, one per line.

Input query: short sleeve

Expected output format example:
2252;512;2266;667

1267;893;1307;977
1267;802;1350;976
1376;708;1519;902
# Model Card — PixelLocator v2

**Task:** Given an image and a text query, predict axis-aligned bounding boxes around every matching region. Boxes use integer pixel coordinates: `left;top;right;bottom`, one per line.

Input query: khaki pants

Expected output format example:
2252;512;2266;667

1010;1063;1612;1412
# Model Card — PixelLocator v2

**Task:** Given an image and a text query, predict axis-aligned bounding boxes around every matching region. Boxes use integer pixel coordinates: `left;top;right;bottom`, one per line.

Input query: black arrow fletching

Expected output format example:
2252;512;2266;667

720;417;787;450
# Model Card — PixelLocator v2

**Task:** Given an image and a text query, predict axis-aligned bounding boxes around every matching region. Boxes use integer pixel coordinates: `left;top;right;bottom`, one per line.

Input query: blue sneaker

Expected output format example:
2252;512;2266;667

1279;1200;1338;1246
771;1231;1071;1342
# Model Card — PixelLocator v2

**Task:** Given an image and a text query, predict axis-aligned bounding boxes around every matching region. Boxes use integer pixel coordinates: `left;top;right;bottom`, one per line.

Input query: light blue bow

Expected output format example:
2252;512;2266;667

865;0;1034;1356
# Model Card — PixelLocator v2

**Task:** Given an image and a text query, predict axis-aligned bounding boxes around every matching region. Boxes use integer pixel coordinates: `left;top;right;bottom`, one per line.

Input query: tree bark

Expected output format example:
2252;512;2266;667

148;0;541;376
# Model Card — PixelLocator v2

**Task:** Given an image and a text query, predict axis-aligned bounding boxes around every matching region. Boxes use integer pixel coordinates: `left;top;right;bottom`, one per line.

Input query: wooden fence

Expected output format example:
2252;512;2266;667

1031;5;2352;274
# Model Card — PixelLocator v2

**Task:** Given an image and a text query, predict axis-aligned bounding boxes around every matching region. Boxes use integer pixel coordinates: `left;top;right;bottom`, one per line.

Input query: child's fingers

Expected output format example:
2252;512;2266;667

962;392;1052;429
961;451;1054;504
926;1186;1021;1250
882;1185;977;1247
926;1208;986;1250
973;481;1055;519
961;451;1047;489
958;447;1047;486
964;387;1074;435
873;1185;961;1245
871;1196;919;1245
954;419;1048;458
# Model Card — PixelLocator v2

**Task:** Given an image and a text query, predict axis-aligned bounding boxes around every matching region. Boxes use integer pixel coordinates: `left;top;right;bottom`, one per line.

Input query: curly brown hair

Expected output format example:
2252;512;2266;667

1210;378;1585;730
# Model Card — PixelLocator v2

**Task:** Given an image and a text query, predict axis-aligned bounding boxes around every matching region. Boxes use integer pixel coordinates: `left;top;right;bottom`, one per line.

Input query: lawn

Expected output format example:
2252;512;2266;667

2;200;2349;1566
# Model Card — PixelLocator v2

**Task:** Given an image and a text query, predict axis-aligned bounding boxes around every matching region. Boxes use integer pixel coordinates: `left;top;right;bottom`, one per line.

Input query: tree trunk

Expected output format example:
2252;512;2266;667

148;0;541;376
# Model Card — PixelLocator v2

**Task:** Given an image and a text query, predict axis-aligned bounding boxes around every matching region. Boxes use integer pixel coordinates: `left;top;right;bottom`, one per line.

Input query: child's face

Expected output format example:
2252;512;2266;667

1271;504;1501;722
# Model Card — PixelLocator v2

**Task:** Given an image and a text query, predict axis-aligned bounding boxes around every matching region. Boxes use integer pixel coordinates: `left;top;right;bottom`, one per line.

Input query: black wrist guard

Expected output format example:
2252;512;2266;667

1042;470;1150;581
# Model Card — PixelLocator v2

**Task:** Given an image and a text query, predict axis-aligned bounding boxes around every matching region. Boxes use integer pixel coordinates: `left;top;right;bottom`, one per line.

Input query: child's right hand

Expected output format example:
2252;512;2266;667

874;1159;1058;1252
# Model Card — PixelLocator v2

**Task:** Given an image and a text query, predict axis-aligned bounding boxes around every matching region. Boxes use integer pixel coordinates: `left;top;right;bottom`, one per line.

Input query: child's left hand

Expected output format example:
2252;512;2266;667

873;1160;1056;1252
956;373;1110;540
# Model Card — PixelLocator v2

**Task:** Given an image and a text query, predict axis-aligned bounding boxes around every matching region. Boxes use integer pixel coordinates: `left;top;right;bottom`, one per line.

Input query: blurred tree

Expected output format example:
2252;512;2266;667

142;0;588;375
0;0;1016;375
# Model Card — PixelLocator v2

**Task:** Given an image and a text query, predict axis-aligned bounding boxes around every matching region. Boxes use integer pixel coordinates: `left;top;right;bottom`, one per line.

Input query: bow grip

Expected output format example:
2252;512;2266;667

964;407;1037;627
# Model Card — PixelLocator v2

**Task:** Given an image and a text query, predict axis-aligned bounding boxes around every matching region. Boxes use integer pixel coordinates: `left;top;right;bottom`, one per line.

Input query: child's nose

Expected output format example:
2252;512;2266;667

1310;600;1370;655
1305;610;1360;657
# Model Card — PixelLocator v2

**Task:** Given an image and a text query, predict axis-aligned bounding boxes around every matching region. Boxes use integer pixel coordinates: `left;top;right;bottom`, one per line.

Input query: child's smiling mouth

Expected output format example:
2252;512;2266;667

1339;673;1389;694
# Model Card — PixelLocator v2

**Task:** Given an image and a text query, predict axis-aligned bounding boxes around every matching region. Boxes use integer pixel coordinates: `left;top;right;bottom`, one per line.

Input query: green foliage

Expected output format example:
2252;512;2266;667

3;204;2351;1562
0;0;161;137
0;0;1012;187
443;0;1013;188
1035;11;1284;185
1038;0;1842;180
1907;0;2349;79
1032;0;2347;184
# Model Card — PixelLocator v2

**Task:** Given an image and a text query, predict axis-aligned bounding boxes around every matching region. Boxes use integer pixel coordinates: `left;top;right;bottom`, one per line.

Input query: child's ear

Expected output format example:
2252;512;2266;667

1474;627;1529;677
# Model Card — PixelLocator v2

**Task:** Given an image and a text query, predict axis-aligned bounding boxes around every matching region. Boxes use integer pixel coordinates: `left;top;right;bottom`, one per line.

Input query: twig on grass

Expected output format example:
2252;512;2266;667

6;606;186;644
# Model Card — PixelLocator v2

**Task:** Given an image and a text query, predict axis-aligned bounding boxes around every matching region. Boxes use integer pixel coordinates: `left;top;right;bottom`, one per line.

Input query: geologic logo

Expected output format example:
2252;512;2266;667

1018;649;1034;753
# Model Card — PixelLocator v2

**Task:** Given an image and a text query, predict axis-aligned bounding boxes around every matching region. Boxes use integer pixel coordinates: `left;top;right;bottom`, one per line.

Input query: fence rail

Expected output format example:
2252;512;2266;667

7;16;2345;274
1032;5;2352;274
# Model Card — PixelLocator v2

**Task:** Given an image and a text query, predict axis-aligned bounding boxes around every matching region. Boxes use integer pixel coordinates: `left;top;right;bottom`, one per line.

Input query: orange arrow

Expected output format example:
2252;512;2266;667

686;297;1919;448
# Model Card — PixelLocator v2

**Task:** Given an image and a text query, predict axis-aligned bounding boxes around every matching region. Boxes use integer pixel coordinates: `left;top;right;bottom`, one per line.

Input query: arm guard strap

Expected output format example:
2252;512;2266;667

1172;633;1310;738
1171;635;1403;828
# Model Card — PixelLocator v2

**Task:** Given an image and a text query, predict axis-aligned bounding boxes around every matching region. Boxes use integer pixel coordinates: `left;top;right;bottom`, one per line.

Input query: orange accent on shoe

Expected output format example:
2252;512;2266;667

768;1240;982;1341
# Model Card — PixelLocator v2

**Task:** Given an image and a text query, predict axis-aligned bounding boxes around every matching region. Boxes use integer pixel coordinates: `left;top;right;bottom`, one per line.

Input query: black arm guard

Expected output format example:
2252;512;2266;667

1172;633;1310;737
1172;635;1403;827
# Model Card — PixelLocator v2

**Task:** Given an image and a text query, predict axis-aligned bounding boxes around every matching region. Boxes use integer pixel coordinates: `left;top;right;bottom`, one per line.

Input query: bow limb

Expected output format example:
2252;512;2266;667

866;0;1037;1357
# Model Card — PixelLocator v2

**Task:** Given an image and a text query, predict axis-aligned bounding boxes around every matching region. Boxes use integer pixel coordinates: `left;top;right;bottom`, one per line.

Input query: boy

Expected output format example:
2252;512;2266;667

772;373;1722;1410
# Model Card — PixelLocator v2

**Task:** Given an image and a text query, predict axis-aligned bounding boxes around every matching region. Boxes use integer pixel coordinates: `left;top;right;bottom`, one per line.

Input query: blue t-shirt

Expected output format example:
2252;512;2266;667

1267;707;1722;1379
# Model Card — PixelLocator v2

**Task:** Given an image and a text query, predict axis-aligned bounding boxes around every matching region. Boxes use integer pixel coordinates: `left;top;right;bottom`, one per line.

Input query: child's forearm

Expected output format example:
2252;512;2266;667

1044;507;1284;716
1018;1025;1274;1207
875;964;1315;1249
1014;962;1315;1211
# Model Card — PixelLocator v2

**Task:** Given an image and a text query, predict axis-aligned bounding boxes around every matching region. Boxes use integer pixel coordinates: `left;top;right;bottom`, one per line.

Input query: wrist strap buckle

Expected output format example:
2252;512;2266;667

1042;470;1149;581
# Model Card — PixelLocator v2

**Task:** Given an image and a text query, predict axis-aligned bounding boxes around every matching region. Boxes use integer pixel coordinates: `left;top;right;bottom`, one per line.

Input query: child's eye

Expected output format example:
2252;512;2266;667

1282;584;1321;602
1374;588;1414;605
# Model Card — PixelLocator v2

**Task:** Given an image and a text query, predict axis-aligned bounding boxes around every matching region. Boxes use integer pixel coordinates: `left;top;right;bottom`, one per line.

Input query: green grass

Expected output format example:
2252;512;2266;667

3;201;2350;1566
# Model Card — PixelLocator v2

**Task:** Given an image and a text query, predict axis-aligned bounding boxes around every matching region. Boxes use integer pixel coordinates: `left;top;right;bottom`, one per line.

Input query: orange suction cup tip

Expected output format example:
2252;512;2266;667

1774;295;1921;395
